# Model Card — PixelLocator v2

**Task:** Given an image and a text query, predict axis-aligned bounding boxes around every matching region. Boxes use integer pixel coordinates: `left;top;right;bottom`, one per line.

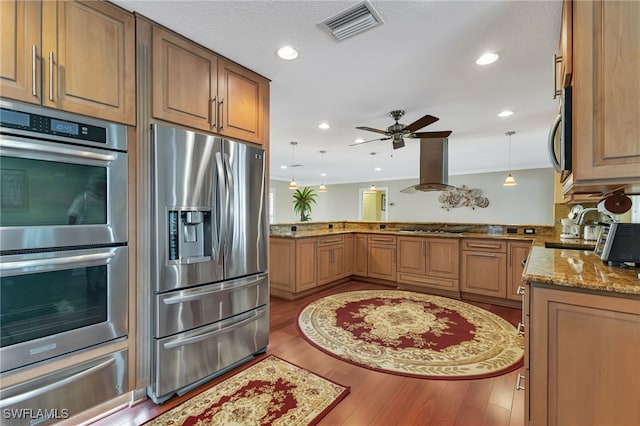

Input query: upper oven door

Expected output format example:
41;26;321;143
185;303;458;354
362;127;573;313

0;134;127;251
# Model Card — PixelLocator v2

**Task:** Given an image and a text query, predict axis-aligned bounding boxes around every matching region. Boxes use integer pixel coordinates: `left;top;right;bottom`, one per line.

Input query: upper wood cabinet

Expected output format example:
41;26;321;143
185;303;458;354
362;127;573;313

151;25;269;145
0;0;136;125
566;0;640;194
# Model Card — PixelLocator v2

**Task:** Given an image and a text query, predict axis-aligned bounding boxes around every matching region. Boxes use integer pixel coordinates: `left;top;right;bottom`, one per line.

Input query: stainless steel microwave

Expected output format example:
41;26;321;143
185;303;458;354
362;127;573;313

548;85;572;182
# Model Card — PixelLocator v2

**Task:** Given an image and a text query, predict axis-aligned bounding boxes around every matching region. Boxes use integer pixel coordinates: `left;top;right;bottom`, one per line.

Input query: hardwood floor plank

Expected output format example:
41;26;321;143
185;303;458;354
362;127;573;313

91;280;524;425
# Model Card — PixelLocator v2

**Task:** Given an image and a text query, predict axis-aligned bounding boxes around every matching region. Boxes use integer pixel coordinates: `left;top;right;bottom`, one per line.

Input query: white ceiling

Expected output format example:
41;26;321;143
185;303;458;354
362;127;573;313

115;0;562;186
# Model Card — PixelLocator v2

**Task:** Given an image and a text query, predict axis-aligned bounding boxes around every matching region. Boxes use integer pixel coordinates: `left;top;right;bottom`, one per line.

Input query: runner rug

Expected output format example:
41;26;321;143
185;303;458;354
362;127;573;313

145;355;349;426
297;290;524;379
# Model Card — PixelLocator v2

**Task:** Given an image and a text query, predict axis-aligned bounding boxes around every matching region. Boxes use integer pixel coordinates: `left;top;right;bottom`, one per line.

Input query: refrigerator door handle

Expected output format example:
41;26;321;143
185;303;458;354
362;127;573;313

222;152;234;256
214;151;227;262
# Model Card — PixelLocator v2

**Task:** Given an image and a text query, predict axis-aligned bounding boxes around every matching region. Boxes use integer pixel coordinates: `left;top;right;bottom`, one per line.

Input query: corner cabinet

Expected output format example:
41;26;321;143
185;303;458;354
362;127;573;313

151;25;268;145
565;0;640;194
397;236;460;296
0;0;136;124
527;284;640;425
269;237;316;300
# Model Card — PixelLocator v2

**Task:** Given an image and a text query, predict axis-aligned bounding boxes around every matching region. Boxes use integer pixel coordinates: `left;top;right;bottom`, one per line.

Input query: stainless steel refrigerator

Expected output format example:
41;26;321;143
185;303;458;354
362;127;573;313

148;124;269;404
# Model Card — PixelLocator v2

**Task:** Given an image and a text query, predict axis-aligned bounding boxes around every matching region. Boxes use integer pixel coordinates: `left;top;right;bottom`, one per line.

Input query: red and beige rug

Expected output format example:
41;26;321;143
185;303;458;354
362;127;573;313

145;355;349;425
297;290;524;379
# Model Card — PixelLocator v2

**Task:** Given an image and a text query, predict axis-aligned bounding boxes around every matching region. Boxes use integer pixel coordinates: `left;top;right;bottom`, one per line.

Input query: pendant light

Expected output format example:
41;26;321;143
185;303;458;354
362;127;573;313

369;152;377;192
318;150;327;192
288;141;298;190
503;131;517;186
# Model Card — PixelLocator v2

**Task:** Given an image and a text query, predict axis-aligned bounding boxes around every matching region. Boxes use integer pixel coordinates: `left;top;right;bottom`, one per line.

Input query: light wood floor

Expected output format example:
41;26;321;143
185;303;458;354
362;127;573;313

94;280;524;425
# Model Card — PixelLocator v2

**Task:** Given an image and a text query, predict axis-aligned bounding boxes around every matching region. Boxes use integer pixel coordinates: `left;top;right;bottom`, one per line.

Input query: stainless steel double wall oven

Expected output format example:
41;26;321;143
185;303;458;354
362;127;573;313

0;100;128;373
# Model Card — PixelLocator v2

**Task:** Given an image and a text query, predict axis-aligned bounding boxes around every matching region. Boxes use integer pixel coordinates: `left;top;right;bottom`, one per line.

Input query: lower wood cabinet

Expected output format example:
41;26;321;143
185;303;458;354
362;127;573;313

527;284;640;425
317;235;345;286
507;241;531;301
352;233;368;276
397;236;459;294
367;234;396;282
269;237;316;299
461;239;507;299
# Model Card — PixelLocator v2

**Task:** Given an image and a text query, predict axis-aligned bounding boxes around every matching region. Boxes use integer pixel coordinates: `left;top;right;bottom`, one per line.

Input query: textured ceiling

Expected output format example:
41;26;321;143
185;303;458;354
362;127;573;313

115;0;563;186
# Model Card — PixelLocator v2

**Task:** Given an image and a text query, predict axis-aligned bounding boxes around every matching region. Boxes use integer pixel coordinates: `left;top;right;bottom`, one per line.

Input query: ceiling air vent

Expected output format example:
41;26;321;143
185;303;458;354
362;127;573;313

319;1;384;41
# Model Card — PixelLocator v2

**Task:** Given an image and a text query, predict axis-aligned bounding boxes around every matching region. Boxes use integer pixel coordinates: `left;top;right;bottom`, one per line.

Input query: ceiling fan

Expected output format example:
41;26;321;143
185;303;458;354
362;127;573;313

351;110;452;149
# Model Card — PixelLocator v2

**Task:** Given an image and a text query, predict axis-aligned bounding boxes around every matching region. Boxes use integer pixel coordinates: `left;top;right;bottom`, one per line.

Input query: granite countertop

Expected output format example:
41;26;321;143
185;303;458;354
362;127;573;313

269;228;538;241
523;245;640;296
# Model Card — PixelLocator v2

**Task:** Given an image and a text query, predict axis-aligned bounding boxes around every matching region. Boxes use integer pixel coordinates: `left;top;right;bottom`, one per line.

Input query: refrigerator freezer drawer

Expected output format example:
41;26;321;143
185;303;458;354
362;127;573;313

151;306;268;401
154;273;268;337
0;349;128;426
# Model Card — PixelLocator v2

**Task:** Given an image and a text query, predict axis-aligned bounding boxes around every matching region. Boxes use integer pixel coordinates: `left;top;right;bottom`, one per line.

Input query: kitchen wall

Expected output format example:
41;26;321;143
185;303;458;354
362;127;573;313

271;168;555;225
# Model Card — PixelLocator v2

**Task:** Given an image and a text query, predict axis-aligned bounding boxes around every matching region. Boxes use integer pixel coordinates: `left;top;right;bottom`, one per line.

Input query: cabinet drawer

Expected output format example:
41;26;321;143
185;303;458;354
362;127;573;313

368;234;396;245
397;273;459;291
462;239;506;253
317;235;345;246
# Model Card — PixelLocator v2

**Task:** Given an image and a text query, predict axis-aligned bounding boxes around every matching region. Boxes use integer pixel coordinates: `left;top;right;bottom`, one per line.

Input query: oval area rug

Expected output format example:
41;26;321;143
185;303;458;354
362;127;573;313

297;290;524;379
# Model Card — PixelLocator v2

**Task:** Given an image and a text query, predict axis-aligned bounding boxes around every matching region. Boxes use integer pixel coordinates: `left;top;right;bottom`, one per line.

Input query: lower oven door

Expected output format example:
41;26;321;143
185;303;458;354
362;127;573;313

150;305;268;402
0;246;128;373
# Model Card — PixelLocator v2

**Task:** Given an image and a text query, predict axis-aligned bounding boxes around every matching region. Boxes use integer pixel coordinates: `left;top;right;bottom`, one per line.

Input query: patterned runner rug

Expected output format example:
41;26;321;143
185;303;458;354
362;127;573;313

297;290;524;379
145;355;349;425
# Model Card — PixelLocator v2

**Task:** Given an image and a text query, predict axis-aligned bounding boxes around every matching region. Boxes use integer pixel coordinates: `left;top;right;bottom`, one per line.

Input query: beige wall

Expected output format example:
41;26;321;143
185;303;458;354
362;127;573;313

272;168;556;225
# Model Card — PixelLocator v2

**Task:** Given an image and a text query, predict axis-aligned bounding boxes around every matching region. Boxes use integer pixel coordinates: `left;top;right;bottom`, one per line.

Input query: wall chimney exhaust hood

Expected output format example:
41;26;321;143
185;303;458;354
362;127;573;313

400;138;455;193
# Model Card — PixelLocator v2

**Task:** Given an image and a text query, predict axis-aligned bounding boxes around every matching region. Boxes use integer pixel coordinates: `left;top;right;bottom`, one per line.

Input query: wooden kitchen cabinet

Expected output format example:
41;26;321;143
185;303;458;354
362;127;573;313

268;237;316;299
152;25;268;145
506;241;531;301
0;0;136;125
316;235;345;286
397;236;459;295
352;233;368;277
343;234;354;276
564;0;640;194
367;234;396;283
528;284;640;425
460;239;508;303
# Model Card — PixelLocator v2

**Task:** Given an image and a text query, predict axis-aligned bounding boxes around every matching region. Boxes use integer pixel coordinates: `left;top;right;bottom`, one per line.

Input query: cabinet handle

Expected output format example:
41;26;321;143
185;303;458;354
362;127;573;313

219;98;224;129
521;258;527;267
515;373;525;391
516;286;525;296
517;322;525;335
321;239;342;244
209;97;217;130
48;51;54;101
32;45;37;97
553;54;563;99
467;243;500;250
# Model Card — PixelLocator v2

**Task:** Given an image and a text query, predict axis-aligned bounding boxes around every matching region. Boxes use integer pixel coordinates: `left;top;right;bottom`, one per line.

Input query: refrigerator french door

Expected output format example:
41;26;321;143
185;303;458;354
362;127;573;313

148;124;268;404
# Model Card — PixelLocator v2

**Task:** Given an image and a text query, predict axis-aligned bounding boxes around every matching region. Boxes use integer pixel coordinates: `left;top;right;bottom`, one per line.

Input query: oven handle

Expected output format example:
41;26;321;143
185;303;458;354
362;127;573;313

547;113;562;172
0;358;115;408
0;251;116;273
163;307;266;349
0;139;115;162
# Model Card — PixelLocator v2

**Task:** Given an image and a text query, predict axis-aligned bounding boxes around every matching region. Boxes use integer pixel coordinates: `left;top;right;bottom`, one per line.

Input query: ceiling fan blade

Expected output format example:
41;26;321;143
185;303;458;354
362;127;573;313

403;114;439;133
409;130;453;138
355;126;388;135
349;137;391;146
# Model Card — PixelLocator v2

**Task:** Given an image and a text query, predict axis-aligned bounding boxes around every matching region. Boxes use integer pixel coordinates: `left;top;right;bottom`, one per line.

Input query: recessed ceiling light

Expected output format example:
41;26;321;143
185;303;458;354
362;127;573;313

374;167;382;172
318;122;330;129
475;52;499;65
498;110;514;117
321;172;327;177
280;165;287;169
277;46;299;60
354;138;364;143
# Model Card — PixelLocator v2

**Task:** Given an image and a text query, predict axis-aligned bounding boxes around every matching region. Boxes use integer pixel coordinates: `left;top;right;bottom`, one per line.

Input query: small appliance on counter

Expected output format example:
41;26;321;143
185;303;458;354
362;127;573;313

595;223;640;268
560;218;580;239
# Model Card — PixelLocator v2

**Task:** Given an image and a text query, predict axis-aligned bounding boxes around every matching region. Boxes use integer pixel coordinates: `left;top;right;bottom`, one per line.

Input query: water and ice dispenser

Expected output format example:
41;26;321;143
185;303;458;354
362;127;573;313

168;210;212;264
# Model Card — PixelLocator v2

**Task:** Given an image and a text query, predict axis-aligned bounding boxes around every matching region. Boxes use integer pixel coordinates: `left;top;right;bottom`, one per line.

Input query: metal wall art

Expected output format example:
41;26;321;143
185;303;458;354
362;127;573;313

438;185;489;210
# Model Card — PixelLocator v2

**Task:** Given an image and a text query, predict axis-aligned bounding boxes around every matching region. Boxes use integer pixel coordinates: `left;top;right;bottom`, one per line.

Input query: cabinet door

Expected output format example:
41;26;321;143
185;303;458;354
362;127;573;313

0;0;41;104
425;238;459;279
507;242;530;301
396;237;425;274
460;251;506;298
530;286;640;426
42;0;135;124
295;238;316;291
353;234;368;276
343;234;353;277
269;238;294;292
152;25;217;132
316;245;334;286
573;0;640;183
218;58;268;145
368;243;396;281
